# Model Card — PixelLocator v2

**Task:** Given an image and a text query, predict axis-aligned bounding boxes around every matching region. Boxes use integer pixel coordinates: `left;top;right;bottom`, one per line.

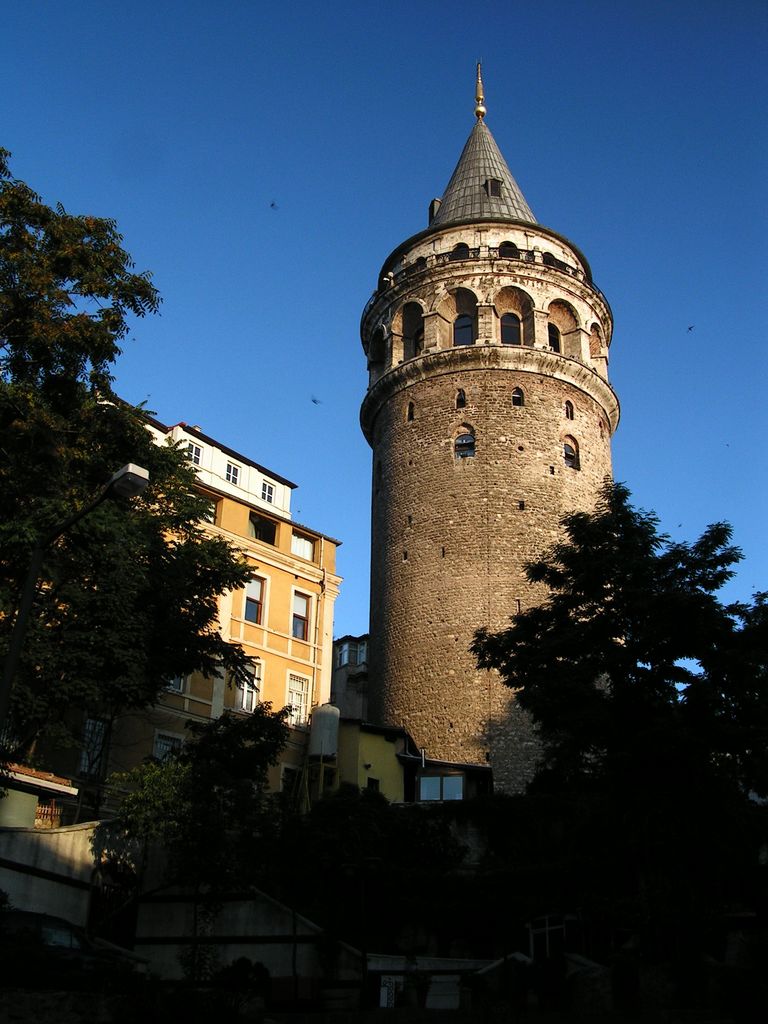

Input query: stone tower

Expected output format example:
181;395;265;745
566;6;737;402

360;69;619;791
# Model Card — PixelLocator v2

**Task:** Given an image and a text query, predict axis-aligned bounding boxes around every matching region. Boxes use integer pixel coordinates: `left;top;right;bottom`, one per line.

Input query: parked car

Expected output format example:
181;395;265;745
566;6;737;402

0;910;147;990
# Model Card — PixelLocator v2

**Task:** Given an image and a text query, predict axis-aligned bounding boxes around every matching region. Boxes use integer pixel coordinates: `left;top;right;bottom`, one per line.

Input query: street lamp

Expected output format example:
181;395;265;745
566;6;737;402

0;464;150;732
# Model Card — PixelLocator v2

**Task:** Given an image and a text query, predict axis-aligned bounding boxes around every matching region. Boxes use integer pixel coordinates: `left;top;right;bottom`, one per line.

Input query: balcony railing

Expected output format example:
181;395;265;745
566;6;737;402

363;244;609;323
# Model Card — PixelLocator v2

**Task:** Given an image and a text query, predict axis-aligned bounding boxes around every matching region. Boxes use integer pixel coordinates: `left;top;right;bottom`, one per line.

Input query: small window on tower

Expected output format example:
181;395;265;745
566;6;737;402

512;387;525;407
563;438;580;470
406;401;415;422
486;178;502;197
565;401;574;420
453;315;474;347
456;389;466;409
548;324;561;353
501;313;521;345
455;432;476;459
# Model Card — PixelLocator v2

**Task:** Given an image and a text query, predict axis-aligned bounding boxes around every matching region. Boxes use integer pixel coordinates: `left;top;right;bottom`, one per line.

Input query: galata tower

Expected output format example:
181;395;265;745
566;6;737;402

360;67;619;792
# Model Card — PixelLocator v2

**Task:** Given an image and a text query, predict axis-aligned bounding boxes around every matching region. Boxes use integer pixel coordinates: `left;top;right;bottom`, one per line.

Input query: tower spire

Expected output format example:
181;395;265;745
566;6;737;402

474;61;486;121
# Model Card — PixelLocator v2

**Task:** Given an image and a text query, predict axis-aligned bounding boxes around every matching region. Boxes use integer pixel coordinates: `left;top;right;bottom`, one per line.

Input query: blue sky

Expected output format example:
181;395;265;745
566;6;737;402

3;0;766;636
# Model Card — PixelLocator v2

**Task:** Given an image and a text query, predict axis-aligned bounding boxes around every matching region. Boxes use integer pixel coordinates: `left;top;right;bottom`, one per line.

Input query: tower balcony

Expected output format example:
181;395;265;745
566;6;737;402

362;243;611;329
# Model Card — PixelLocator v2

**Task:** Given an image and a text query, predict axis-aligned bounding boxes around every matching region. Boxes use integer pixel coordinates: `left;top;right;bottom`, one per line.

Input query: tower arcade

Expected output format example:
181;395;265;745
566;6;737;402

360;69;620;791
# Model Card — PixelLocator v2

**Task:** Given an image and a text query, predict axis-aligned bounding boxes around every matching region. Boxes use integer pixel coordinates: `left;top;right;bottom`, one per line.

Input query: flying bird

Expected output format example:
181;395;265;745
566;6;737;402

270;201;278;210
311;395;322;405
687;325;695;332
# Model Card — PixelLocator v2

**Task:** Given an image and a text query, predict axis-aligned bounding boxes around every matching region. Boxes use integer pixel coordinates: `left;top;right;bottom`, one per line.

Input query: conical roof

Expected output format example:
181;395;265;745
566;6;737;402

430;119;536;229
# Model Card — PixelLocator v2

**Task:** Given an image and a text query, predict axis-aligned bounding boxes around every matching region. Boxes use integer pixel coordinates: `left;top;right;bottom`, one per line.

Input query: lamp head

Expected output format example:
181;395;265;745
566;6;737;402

108;464;149;499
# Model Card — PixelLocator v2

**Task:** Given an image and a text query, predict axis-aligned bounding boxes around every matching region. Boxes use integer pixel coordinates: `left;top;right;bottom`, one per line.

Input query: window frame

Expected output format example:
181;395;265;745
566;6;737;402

418;773;464;802
249;511;277;545
292;591;311;641
79;718;107;778
244;576;265;625
548;324;561;353
186;441;202;466
261;481;275;504
236;661;262;714
511;387;525;407
290;531;315;561
454;432;476;459
501;312;522;345
453;314;474;347
225;461;240;485
287;672;311;726
153;730;184;762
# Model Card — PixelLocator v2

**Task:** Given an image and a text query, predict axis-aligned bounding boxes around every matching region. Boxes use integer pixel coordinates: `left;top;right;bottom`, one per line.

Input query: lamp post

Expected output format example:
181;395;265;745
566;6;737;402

0;464;150;732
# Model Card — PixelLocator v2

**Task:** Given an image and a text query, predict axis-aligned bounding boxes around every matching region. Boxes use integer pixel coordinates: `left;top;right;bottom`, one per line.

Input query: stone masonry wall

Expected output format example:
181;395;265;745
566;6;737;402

367;354;613;792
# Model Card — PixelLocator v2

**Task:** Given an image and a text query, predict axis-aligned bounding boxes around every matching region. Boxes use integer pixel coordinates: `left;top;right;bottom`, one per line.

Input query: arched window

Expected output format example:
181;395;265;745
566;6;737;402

565;400;574;420
563;438;580;470
450;243;470;261
455;432;476;459
548;324;561;353
501;313;521;345
456;389;466;409
512;387;524;407
499;241;519;260
406;401;414;422
543;252;557;267
453;315;474;347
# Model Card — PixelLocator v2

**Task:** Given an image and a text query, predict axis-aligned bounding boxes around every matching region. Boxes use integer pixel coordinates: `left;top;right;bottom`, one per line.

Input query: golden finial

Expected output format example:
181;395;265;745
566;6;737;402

475;61;486;121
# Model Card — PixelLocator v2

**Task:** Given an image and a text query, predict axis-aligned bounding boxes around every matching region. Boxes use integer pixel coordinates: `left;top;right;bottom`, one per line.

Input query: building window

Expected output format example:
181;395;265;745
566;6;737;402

79;718;106;777
249;512;277;545
201;497;218;524
406;401;414;422
236;662;261;713
337;639;368;667
456;389;466;409
153;731;183;761
261;481;274;503
292;592;310;640
563;438;580;470
366;777;380;792
186;442;202;466
288;673;310;725
565;400;574;420
167;674;185;693
226;462;240;485
512;387;525;407
501;312;521;345
455;432;475;458
453;315;474;346
244;577;265;624
548;324;561;353
291;532;315;561
418;774;464;801
486;178;502;197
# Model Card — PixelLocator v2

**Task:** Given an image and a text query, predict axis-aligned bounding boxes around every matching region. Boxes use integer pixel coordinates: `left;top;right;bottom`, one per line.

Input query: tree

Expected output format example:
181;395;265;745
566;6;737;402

471;482;768;958
0;149;253;762
94;705;289;980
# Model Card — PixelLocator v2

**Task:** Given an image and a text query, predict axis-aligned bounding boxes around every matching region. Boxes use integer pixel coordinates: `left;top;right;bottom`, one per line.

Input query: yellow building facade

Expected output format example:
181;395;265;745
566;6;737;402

107;418;342;793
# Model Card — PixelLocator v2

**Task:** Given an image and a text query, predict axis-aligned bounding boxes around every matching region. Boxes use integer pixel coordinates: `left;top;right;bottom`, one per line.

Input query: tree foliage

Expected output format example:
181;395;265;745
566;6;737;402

94;705;290;893
0;149;253;758
472;482;768;953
